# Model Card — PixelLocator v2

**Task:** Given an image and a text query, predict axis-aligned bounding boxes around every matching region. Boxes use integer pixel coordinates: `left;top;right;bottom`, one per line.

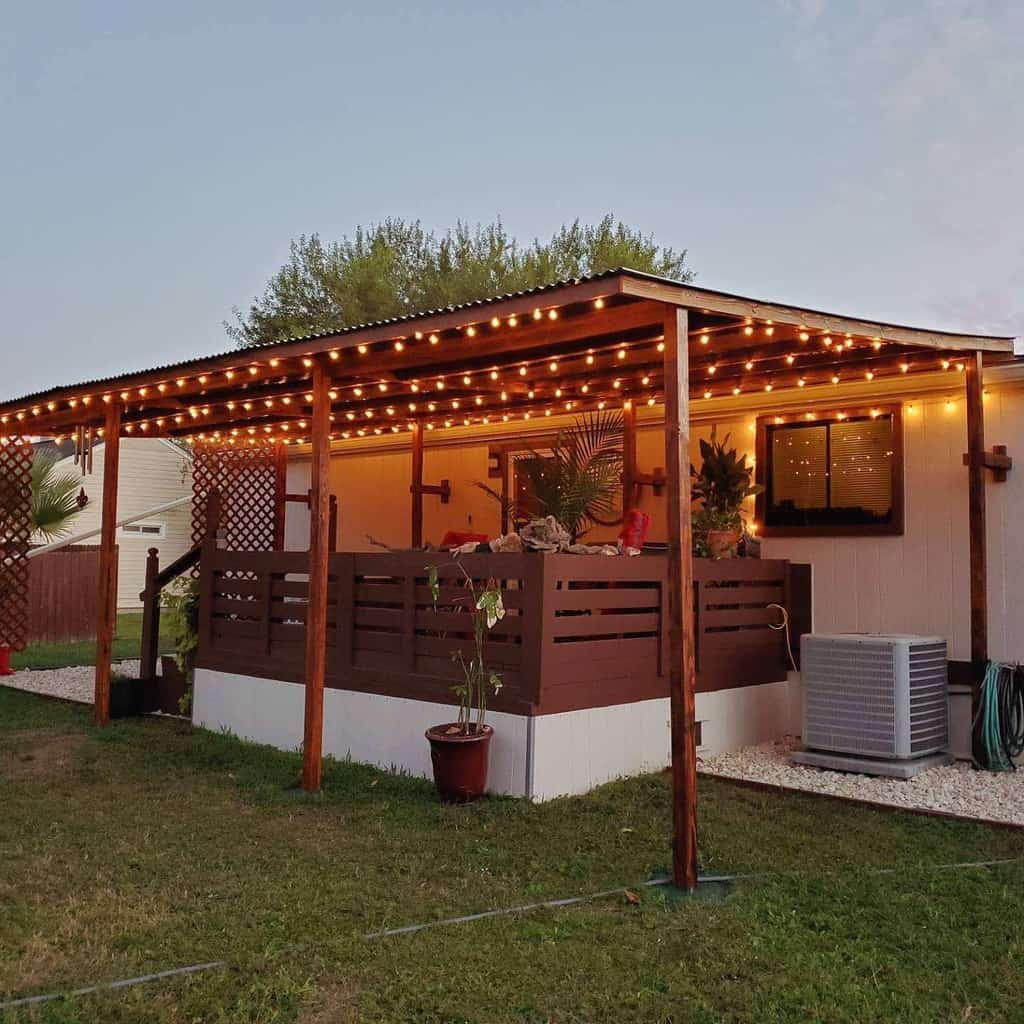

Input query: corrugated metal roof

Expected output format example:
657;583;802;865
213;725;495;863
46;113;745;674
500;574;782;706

0;267;1015;411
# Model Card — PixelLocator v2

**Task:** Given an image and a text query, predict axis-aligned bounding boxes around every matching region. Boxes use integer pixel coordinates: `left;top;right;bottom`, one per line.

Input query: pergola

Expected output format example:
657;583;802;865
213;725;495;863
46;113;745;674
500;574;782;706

0;268;1015;890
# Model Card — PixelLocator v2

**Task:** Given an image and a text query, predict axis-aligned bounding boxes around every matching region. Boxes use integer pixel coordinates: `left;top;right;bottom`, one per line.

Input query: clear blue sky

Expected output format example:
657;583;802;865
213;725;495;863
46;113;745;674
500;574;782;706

2;0;1021;399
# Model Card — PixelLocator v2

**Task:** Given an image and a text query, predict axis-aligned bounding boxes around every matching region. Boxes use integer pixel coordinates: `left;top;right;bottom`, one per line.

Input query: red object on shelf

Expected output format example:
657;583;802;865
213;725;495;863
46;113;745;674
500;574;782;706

440;530;489;549
0;646;13;676
619;509;651;550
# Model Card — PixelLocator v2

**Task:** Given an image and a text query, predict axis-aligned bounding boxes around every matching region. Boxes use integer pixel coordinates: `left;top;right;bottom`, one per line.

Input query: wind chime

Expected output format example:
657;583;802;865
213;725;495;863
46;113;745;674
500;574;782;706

71;423;93;507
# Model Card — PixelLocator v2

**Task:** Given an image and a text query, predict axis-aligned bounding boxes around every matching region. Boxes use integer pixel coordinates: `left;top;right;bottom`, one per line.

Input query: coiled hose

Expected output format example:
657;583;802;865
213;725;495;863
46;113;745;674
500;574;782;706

973;662;1024;772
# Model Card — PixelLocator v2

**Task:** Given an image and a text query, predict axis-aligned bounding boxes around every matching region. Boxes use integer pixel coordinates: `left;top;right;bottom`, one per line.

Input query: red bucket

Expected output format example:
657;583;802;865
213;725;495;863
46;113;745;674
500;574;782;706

0;646;13;676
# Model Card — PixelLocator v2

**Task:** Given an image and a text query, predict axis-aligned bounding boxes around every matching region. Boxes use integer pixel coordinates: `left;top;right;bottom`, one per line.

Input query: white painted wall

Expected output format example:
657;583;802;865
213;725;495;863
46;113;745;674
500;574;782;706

49;438;193;609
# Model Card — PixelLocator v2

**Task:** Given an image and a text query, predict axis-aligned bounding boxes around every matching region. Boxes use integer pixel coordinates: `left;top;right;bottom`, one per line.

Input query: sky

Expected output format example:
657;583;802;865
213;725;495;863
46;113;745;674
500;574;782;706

1;0;1021;400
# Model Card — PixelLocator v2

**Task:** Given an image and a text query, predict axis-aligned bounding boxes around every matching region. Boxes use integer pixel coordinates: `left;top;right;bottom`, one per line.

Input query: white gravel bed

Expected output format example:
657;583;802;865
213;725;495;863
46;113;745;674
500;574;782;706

1;661;142;705
700;737;1024;827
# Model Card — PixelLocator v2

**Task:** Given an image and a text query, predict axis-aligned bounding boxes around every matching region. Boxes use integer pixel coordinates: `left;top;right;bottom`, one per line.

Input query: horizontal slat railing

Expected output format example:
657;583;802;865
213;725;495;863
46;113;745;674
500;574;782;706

197;548;810;714
694;558;809;693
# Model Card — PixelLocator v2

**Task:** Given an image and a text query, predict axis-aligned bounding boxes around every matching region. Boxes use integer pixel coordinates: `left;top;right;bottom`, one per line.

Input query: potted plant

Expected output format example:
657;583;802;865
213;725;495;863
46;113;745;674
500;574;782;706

691;431;762;558
162;576;200;715
424;559;505;802
477;410;624;540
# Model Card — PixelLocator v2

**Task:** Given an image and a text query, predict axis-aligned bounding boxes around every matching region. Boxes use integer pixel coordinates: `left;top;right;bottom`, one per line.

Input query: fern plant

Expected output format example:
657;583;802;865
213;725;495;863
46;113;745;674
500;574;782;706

478;410;624;539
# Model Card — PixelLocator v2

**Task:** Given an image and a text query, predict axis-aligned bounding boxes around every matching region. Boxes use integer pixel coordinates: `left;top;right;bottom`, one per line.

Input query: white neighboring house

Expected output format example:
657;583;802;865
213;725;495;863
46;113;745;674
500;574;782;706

46;438;193;610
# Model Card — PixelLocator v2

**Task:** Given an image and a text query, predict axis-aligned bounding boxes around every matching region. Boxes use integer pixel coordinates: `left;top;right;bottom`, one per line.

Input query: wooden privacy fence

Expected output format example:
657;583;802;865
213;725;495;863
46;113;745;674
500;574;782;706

196;549;811;713
25;545;109;644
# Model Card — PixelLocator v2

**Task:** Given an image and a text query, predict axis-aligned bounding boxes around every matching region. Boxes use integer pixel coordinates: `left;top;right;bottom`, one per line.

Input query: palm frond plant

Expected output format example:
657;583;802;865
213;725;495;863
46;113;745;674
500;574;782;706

477;409;624;540
30;452;85;541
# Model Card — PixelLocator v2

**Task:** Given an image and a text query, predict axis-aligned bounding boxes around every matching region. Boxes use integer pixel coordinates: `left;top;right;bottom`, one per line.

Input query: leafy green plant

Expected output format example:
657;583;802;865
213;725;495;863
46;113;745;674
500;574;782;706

690;430;762;556
30;452;86;541
691;430;761;515
427;559;504;734
477;409;624;539
163;576;200;674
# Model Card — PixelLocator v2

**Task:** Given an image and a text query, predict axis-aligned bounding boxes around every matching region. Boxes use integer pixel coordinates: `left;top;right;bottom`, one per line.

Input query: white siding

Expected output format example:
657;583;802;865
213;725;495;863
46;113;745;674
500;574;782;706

47;439;193;609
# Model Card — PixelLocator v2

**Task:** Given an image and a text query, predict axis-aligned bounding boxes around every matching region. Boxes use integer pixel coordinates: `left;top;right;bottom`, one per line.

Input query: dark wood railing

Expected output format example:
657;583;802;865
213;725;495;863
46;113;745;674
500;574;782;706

196;550;811;715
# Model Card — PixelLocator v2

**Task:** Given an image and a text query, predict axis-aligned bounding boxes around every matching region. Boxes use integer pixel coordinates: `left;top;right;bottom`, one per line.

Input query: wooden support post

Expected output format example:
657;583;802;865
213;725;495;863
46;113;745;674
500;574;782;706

302;356;331;792
622;400;637;513
139;547;160;682
965;352;988;760
411;421;424;548
94;400;122;727
662;305;699;892
273;441;287;551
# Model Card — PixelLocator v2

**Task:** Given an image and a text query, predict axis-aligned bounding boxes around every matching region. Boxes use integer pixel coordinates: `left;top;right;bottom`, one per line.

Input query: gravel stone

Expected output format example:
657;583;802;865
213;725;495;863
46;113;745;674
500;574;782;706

2;662;143;705
700;736;1024;827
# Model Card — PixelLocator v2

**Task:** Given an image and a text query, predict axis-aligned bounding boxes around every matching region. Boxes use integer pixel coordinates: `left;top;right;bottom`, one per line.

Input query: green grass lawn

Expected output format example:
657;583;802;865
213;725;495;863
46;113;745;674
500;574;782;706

10;613;175;671
1;687;1022;1023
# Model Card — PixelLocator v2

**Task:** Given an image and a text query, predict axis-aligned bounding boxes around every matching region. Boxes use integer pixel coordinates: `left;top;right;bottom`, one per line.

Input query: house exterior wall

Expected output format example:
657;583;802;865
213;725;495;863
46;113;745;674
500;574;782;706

50;438;193;609
286;374;1024;666
277;370;1023;762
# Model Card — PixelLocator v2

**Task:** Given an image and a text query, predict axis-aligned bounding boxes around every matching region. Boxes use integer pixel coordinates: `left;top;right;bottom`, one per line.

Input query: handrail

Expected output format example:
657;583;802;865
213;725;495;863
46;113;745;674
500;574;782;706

138;492;220;681
27;496;190;559
139;541;202;602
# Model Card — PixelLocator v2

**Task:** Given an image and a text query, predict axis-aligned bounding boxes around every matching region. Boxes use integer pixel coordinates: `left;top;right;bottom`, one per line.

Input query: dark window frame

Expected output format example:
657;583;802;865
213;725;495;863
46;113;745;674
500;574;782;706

754;404;904;537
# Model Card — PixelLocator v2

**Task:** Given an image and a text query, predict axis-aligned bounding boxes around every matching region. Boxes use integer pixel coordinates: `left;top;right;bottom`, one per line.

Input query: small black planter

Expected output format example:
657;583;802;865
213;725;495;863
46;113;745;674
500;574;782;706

109;677;153;719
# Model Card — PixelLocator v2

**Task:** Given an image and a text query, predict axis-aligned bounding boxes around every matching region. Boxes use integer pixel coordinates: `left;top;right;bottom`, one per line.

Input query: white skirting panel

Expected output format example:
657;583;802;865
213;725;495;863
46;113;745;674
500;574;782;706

529;698;672;801
193;669;801;800
192;669;530;796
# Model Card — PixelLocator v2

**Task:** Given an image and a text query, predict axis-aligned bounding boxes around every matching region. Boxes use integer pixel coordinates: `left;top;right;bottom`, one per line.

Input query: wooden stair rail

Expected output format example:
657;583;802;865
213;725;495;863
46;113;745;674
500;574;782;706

138;491;221;682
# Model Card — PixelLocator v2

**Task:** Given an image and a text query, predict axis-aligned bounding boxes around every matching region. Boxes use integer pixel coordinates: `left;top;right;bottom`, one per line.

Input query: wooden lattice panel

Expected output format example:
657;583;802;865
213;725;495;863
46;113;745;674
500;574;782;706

191;440;280;552
0;436;34;651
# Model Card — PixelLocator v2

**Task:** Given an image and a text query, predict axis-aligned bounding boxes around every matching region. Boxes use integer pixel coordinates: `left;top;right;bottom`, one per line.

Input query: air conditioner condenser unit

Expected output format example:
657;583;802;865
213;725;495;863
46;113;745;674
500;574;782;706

792;633;952;778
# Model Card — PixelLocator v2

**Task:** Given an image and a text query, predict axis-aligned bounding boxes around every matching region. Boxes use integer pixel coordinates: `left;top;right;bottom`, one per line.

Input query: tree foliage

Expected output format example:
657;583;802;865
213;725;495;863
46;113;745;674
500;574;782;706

227;215;693;347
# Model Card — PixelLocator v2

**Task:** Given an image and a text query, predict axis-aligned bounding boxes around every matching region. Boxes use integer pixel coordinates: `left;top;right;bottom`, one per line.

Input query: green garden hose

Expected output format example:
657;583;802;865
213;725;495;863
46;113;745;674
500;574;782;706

972;662;1024;772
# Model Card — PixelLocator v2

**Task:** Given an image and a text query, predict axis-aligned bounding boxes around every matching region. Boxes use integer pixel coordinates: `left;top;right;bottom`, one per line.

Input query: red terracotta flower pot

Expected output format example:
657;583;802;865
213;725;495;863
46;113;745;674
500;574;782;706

425;723;493;802
707;528;740;559
0;646;13;676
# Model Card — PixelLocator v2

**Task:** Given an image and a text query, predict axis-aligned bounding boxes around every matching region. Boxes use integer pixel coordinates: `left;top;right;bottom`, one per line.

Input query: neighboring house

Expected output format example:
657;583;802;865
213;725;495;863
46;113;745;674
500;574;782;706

48;438;193;609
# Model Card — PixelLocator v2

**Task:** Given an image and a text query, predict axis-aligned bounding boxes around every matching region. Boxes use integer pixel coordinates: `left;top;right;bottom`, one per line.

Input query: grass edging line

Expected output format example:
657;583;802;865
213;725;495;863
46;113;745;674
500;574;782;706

697;768;1024;832
0;962;228;1012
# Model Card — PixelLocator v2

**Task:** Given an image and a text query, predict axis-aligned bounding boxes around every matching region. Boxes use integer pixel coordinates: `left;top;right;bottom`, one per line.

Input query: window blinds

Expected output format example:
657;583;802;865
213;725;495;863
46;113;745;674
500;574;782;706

829;418;893;516
771;424;828;509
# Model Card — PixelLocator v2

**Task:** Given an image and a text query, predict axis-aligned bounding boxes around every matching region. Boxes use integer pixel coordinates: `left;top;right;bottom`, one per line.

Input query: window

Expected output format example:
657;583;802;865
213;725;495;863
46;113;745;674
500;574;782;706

119;521;166;539
755;407;903;536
